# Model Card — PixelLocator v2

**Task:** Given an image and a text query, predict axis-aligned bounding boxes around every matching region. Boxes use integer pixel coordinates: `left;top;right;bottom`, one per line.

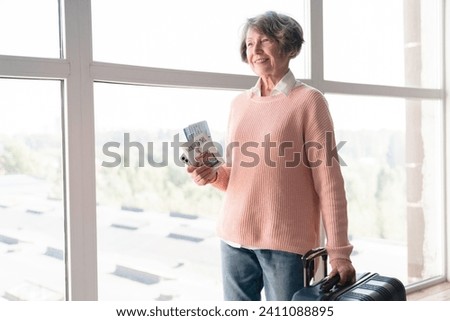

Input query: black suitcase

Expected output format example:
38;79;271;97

292;247;407;301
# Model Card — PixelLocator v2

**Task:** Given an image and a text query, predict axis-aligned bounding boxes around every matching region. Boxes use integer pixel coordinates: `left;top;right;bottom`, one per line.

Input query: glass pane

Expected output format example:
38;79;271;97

323;0;442;88
327;94;444;285
94;83;235;300
0;0;60;58
92;0;308;77
0;79;65;300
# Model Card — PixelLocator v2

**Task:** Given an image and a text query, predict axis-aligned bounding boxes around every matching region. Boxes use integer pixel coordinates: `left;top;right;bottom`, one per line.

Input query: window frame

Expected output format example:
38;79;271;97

0;0;447;300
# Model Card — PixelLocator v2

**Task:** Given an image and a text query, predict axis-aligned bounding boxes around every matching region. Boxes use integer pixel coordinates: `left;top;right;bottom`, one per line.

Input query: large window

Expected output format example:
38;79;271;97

91;0;308;77
321;0;444;287
0;0;446;300
0;79;65;300
94;84;234;300
328;95;444;283
323;0;442;88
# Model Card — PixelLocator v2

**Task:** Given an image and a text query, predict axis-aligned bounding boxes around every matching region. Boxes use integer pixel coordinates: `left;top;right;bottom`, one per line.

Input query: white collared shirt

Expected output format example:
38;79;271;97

248;69;303;97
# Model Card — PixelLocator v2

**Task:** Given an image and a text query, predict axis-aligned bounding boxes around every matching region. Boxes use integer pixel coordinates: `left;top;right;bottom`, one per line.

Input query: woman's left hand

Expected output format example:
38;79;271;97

329;259;356;286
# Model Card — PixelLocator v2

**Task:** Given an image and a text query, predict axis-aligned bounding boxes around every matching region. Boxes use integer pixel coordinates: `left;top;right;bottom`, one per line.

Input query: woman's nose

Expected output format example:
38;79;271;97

253;41;263;53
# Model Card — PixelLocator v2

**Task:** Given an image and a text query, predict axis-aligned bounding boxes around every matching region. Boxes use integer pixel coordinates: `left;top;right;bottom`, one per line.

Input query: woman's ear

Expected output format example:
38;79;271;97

289;50;299;58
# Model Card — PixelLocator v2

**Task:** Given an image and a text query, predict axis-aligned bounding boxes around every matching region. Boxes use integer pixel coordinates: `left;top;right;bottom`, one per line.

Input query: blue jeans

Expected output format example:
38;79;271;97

220;241;304;301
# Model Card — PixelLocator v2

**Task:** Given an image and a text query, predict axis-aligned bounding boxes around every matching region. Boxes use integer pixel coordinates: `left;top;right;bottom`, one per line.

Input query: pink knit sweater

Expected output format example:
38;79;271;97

212;84;353;262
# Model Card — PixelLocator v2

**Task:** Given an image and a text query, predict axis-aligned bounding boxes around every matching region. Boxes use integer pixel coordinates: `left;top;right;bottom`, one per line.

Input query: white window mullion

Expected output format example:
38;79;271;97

91;61;257;90
444;0;450;282
320;80;443;100
0;55;70;79
309;0;324;88
62;0;98;300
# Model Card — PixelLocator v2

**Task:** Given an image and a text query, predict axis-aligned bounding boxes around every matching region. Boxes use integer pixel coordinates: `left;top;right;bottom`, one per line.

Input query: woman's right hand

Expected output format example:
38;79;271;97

187;165;218;186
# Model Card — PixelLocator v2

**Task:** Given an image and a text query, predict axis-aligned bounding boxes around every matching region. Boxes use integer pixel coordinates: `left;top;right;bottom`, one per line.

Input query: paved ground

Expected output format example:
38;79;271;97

0;175;413;301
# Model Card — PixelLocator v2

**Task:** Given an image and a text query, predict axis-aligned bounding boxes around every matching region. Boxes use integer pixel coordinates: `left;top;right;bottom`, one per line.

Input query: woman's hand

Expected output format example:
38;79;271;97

328;259;356;286
187;165;218;186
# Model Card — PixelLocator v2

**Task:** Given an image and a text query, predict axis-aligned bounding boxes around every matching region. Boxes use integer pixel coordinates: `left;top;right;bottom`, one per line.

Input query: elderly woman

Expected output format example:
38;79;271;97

188;11;355;301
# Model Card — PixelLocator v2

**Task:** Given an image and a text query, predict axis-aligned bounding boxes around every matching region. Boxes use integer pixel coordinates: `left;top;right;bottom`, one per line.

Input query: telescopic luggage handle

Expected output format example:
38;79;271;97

302;247;328;287
302;247;342;292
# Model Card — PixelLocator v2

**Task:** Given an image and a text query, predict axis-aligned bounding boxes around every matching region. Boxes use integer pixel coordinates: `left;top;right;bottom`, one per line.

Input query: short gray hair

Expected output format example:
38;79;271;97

240;11;305;63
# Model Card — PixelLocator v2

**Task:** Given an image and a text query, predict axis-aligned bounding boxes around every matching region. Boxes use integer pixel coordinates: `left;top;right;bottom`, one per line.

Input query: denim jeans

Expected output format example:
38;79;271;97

220;241;304;301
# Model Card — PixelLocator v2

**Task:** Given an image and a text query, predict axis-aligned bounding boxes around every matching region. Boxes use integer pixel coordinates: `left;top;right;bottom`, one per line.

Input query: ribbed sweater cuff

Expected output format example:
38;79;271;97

326;243;354;263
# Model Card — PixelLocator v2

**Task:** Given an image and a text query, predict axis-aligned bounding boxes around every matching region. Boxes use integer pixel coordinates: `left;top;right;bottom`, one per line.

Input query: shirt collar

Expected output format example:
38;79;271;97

248;70;298;97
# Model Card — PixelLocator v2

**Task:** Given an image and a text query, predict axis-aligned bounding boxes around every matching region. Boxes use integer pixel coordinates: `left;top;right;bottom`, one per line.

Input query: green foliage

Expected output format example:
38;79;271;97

0;140;35;174
338;130;406;242
0;129;409;241
0;135;63;200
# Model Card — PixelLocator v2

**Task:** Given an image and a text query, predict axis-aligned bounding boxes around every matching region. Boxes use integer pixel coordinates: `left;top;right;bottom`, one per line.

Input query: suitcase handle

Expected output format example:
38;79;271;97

320;274;340;292
302;247;328;287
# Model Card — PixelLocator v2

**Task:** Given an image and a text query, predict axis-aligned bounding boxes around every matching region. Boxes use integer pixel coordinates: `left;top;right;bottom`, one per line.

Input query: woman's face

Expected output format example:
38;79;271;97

245;28;290;79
